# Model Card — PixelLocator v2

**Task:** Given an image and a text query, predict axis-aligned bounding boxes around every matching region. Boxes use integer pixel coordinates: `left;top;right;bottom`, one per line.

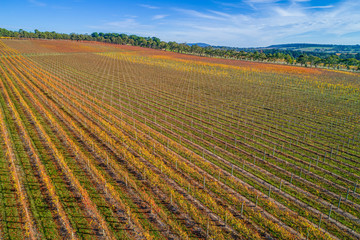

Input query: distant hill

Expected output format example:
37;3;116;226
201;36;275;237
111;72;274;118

186;43;211;47
266;43;360;54
209;43;360;55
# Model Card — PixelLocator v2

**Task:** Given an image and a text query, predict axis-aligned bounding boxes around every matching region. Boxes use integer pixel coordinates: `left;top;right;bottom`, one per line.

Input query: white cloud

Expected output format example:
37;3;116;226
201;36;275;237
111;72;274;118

207;10;232;18
152;15;168;20
245;0;280;3
139;4;159;9
304;5;334;9
274;7;305;17
86;0;360;47
160;0;360;47
174;8;227;21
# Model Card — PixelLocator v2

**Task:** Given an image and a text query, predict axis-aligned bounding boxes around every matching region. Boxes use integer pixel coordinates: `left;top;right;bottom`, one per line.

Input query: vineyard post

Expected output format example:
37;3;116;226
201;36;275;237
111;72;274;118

328;205;333;219
242;159;245;170
318;214;322;228
316;155;319;166
290;173;293;184
231;164;233;176
346;187;350;200
255;194;259;207
203;176;206;189
279;180;282;191
218;170;220;181
337;195;342;208
272;146;275;156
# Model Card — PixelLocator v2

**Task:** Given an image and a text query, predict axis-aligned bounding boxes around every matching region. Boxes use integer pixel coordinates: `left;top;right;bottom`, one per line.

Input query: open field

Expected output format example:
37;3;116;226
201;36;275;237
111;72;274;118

0;39;359;239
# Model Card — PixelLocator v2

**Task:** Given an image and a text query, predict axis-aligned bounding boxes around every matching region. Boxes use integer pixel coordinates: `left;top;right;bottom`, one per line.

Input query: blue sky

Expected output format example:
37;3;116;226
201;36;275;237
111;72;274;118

1;0;359;47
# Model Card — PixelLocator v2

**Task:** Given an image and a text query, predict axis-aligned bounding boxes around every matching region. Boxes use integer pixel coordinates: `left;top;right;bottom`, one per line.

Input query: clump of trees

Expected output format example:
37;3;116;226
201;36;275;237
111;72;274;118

1;28;359;71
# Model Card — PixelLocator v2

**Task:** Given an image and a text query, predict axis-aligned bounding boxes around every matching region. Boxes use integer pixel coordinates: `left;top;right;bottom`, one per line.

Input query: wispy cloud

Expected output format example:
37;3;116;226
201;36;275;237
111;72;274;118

157;0;360;47
28;0;46;7
304;5;334;9
174;8;226;21
208;10;232;18
274;7;305;17
245;0;280;3
152;15;168;20
139;4;159;9
84;0;360;47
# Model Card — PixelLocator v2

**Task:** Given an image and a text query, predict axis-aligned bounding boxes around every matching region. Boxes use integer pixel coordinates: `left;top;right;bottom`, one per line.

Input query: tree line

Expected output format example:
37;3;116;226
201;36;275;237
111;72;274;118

1;28;359;71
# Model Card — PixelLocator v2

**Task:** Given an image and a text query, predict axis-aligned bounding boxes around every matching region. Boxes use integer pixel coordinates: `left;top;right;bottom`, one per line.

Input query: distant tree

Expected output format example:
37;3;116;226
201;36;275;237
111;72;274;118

151;37;160;48
355;53;360;60
297;54;308;66
168;41;179;51
284;54;294;64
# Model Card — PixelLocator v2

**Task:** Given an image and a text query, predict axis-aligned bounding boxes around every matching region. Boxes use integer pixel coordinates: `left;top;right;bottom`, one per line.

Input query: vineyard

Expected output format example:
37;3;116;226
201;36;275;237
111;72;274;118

0;38;359;240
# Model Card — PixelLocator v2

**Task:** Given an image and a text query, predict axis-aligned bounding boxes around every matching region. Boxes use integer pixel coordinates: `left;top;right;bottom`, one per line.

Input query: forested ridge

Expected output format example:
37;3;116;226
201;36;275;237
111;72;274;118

1;28;360;71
